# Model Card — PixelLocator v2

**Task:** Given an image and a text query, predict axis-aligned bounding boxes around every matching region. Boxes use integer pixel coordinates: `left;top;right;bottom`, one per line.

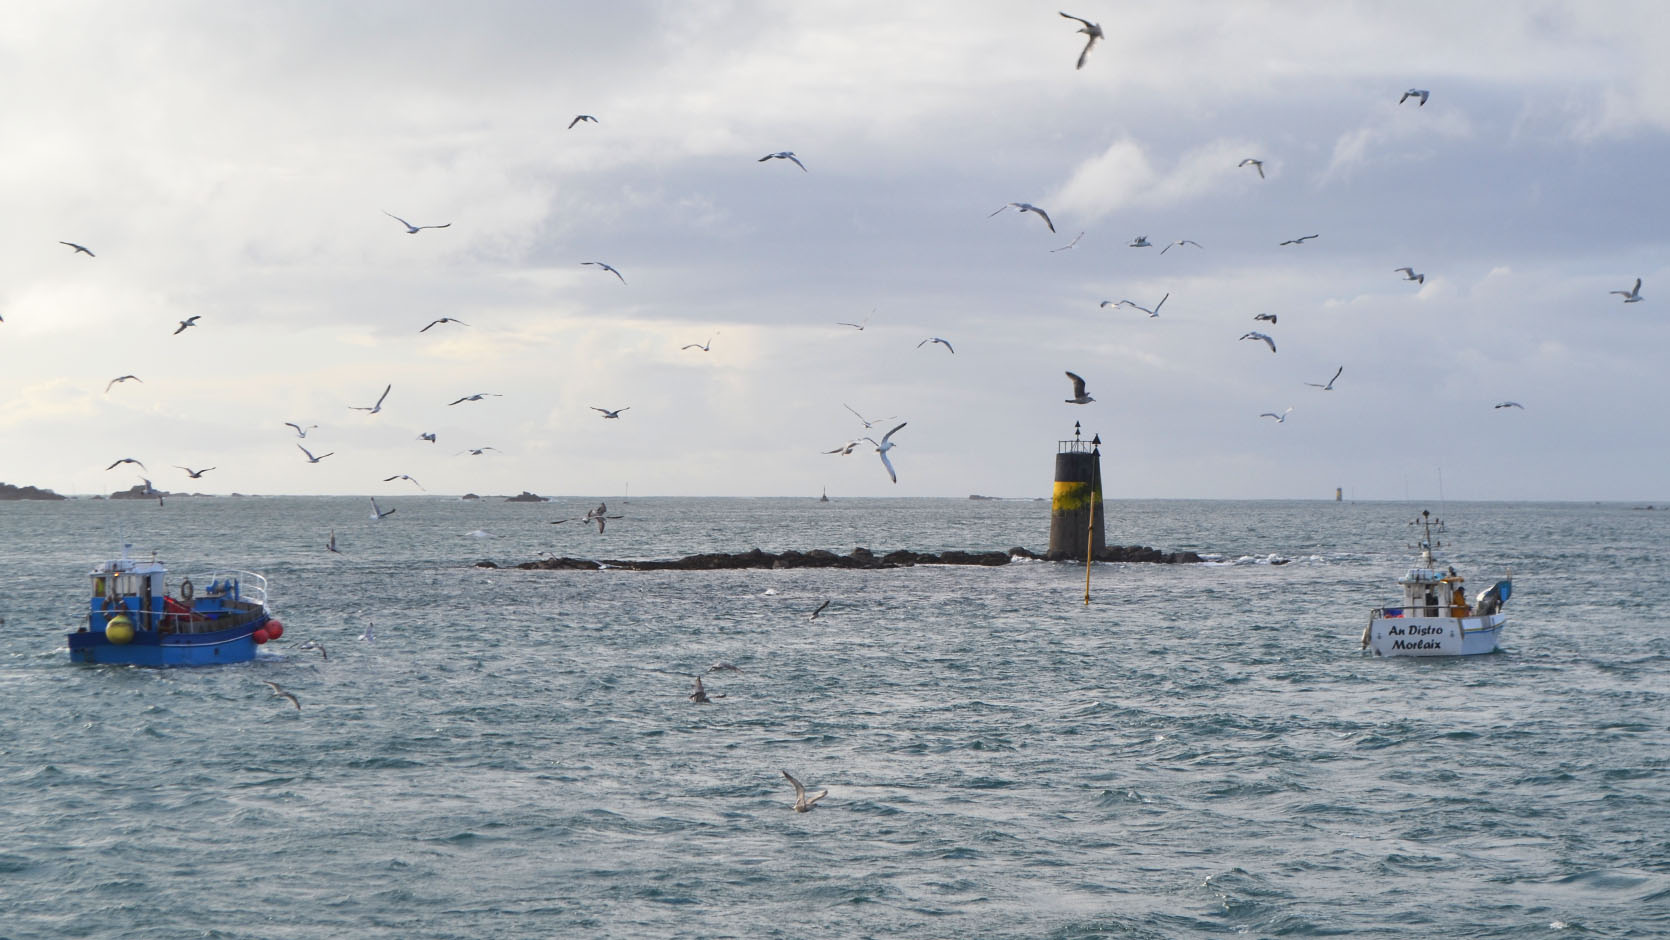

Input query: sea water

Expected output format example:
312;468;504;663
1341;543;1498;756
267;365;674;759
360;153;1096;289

1;498;1666;938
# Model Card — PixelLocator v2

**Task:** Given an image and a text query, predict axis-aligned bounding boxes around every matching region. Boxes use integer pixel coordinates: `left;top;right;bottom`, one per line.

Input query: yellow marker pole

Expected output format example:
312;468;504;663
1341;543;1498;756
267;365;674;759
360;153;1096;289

1084;442;1099;605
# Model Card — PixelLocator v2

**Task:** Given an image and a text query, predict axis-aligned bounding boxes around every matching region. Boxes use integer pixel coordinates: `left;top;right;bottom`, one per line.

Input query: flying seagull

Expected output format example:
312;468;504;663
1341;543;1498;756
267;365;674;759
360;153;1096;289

865;421;907;484
60;241;95;257
296;640;327;660
681;337;713;352
1394;267;1425;284
350;384;391;414
284;422;318;438
781;770;828;812
326;528;342;554
383;474;423;489
1238;158;1265;179
1240;331;1277;353
1050;231;1085;252
568;114;598;129
591;407;629;419
297;444;333;463
263;681;301;711
582;261;625;283
835;313;871;330
1064;371;1097;405
1110;293;1169;318
758;151;807;171
1253;313;1278;325
708;662;742;673
418;432;436;443
1279;234;1320;246
106;457;147;471
1129;235;1152;247
689;676;723;703
447;392;502;406
918;336;955;354
383;211;450;234
457;446;499;456
1611;278;1643;303
808;599;831;620
419;317;469;332
105;375;142;392
1494;401;1525;409
1260;408;1294;423
174;316;201;335
137;477;164;506
1305;366;1343;391
175;466;215;478
843;404;896;429
1059;11;1103;70
1161;239;1203;254
824;440;866;455
988;202;1055;233
370;497;395;520
1399;88;1430;106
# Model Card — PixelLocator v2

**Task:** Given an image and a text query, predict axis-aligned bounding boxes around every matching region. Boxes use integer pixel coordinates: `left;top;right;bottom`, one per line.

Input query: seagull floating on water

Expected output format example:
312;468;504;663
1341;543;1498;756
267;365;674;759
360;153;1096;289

1494;401;1525;409
263;681;301;711
1064;371;1095;404
176;466;215;479
419;317;469;332
567;114;598;129
583;261;625;283
383;211;450;234
174;316;200;335
447;393;502;406
758;151;807;171
1240;331;1277;353
1279;234;1319;246
1059;11;1102;70
105;375;142;392
592;407;629;419
370;497;395;520
1305;366;1343;391
781;770;828;812
1611;278;1643;303
865;422;907;484
350;384;391;414
1238;158;1265;179
1394;267;1425;284
60;241;95;257
917;337;955;354
1399;88;1430;106
285;422;318;438
988;202;1055;233
383;474;423;489
1161;239;1203;254
1260;408;1293;423
297;444;333;464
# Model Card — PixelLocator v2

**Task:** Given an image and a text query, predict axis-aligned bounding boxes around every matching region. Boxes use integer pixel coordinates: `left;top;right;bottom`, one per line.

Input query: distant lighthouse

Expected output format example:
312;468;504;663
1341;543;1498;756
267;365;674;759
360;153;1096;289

1047;423;1105;560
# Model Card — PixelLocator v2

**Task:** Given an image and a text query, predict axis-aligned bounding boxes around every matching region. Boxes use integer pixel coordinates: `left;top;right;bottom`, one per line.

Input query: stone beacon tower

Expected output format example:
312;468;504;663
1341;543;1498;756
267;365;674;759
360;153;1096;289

1047;423;1106;560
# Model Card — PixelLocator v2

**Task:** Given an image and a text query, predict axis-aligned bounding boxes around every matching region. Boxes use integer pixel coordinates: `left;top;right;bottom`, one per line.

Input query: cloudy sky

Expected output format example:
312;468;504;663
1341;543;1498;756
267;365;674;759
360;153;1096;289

1;2;1665;500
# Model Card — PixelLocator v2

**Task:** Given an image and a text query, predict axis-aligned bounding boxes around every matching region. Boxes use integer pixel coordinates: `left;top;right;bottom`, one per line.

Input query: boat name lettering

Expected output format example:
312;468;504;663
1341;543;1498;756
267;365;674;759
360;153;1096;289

1390;639;1444;651
1385;624;1444;637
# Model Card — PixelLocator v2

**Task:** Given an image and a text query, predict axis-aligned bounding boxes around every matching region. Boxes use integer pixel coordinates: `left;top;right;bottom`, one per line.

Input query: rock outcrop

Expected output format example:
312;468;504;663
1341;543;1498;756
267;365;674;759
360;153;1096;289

490;544;1201;571
0;482;66;500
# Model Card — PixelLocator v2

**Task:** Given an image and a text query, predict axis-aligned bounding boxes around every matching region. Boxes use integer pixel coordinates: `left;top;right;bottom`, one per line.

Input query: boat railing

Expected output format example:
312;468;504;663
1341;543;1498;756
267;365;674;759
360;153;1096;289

187;569;269;610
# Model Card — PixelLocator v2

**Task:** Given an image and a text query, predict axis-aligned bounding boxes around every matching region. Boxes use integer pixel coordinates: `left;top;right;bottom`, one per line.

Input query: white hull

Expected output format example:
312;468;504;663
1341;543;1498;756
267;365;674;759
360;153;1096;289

1366;612;1506;657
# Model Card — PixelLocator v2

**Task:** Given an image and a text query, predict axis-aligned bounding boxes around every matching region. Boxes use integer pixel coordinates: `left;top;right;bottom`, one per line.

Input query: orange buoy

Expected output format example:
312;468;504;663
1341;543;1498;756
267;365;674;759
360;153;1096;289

252;629;269;644
265;620;284;639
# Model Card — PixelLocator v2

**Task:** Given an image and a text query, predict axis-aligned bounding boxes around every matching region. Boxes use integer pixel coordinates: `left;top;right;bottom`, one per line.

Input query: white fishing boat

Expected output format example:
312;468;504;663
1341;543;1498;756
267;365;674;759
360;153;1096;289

1362;510;1512;656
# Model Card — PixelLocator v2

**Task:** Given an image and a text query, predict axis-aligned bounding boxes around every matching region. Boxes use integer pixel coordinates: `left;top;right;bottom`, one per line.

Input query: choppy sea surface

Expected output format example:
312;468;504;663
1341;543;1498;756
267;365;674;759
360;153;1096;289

2;497;1667;939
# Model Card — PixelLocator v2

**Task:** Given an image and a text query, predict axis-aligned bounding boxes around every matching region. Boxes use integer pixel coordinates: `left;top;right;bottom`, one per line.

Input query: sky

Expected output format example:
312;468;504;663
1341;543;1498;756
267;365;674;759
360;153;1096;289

1;1;1666;501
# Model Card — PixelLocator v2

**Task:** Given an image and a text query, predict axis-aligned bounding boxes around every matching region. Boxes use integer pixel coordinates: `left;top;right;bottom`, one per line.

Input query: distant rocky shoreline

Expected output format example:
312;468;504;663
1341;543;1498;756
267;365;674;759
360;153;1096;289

0;482;65;501
481;544;1202;571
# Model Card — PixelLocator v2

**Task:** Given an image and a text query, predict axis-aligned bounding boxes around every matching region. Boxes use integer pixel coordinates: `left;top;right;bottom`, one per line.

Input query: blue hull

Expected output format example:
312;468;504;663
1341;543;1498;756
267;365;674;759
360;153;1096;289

67;617;267;667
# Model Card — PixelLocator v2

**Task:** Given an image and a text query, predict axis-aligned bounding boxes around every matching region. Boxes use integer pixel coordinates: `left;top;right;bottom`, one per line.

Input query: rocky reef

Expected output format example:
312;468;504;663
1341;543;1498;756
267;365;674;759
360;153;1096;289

481;544;1201;571
0;482;66;500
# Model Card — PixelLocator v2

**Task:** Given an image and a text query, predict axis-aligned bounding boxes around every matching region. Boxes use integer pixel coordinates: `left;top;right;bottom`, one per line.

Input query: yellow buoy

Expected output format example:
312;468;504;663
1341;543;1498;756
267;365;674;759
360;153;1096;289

106;615;135;645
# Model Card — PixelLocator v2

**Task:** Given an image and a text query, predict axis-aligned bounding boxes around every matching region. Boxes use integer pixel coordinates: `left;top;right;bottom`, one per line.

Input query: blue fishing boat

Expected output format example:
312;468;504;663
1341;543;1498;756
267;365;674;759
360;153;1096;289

67;547;283;666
